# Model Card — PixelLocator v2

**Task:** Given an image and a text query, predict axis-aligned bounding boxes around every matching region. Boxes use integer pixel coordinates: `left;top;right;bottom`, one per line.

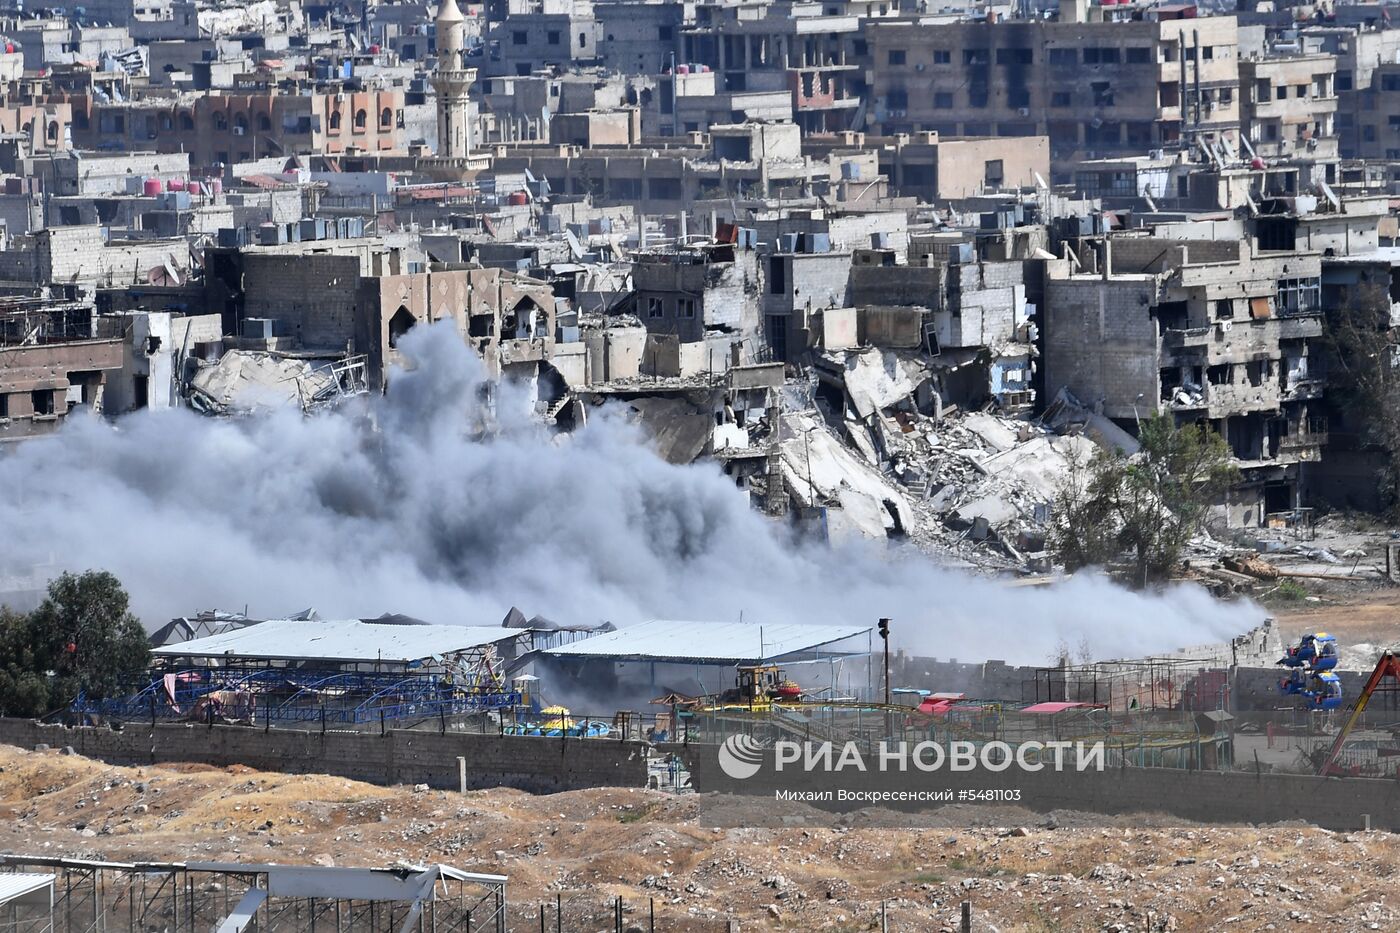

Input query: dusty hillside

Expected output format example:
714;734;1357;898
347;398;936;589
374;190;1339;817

0;744;1395;932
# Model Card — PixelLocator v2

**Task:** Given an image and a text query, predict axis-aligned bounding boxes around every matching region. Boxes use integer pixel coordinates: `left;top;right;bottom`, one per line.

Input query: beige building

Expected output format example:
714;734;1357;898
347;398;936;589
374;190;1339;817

864;11;1241;176
1349;60;1400;162
1239;53;1336;159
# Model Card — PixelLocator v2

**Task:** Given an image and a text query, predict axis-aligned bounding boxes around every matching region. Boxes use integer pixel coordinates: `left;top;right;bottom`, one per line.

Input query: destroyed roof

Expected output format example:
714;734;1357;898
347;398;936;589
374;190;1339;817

543;619;871;664
150;619;528;664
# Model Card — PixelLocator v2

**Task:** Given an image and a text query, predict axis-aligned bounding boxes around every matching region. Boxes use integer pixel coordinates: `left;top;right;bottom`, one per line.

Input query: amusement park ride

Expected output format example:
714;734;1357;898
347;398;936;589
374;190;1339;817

1316;649;1400;776
1277;633;1400;777
1277;631;1343;710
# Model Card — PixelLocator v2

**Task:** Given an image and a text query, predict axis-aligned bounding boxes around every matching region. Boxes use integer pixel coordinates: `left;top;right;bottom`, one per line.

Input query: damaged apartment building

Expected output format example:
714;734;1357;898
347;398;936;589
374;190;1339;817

1044;235;1325;526
203;230;570;398
842;228;1039;415
626;236;765;378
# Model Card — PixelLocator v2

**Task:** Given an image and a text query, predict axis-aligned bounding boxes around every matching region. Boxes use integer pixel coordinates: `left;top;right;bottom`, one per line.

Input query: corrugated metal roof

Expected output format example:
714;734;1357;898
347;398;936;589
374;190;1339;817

0;873;54;905
543;620;871;664
151;620;523;663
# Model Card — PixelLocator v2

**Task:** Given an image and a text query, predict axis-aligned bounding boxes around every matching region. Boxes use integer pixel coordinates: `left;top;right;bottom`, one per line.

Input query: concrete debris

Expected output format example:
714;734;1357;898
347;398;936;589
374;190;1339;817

189;353;336;414
780;412;913;543
187;351;349;416
1041;386;1140;455
839;348;920;421
786;349;1120;571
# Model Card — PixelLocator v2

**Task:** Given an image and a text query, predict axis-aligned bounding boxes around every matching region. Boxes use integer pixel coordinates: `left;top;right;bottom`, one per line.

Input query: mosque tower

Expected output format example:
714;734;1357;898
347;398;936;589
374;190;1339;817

433;0;475;159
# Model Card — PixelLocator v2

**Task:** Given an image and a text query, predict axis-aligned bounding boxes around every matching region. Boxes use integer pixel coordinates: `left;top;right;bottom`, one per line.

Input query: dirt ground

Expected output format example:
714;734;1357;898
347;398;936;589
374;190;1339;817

3;745;1398;933
1258;578;1400;675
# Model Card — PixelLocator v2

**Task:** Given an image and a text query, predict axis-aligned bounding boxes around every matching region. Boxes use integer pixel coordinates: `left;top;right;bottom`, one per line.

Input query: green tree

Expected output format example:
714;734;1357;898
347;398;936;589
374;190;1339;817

0;571;149;716
1050;415;1238;587
1319;290;1400;513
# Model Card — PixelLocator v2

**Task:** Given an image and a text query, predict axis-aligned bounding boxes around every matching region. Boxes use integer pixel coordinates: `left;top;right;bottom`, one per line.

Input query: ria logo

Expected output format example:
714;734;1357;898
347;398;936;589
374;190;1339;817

717;735;765;780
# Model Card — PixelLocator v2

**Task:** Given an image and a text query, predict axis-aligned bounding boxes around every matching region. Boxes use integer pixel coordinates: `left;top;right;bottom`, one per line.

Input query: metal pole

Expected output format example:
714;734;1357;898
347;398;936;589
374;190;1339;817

881;618;891;706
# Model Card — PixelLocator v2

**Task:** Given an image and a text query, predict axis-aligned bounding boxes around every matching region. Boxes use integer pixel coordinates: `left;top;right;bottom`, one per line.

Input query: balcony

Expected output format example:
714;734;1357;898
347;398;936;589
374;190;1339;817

1161;326;1212;351
1276;314;1323;340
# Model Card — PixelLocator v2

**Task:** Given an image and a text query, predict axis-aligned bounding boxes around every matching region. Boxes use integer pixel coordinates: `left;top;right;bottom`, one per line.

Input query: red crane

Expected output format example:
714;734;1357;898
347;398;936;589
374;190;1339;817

1317;652;1400;776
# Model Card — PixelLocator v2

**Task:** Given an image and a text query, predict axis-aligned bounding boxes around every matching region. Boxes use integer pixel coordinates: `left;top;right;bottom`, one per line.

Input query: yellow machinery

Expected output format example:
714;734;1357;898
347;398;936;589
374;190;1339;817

715;665;803;709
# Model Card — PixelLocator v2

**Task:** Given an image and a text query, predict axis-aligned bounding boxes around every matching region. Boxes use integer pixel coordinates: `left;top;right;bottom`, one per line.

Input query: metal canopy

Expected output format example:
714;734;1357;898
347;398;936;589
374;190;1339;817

1;856;509;933
542;619;872;665
185;863;509;899
151;620;526;664
0;873;54;906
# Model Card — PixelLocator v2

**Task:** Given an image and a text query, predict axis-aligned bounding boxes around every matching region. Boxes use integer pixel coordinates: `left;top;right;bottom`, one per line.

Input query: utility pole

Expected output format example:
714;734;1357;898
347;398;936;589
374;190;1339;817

878;618;891;706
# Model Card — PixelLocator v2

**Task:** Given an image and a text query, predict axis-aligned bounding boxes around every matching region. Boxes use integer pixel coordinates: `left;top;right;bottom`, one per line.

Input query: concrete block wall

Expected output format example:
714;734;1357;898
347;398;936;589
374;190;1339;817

0;719;648;794
673;741;1400;831
1043;277;1161;420
848;263;941;309
37;225;105;282
243;253;363;349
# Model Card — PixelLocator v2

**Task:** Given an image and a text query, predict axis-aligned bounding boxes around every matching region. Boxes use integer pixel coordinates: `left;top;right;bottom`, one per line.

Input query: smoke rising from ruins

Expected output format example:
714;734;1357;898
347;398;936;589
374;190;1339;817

0;324;1259;662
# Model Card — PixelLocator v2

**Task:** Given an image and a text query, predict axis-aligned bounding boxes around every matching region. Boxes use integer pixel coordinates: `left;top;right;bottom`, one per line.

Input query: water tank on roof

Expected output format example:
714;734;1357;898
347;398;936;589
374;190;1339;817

507;191;529;205
142;178;162;197
209;178;223;197
1251;157;1266;170
677;64;690;74
167;178;186;191
187;181;203;196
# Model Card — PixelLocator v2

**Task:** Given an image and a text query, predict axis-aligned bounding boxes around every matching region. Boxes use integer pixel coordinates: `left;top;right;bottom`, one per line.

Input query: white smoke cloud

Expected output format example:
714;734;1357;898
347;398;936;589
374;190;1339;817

0;323;1261;662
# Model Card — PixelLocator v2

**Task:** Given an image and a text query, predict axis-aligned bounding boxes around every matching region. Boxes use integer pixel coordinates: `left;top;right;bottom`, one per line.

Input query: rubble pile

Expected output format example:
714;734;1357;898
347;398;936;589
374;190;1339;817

796;347;1100;571
186;351;349;416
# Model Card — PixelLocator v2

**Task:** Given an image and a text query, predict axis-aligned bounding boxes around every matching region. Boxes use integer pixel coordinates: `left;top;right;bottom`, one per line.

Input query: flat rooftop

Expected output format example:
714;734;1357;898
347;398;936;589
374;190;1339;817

151;619;527;664
543;619;872;665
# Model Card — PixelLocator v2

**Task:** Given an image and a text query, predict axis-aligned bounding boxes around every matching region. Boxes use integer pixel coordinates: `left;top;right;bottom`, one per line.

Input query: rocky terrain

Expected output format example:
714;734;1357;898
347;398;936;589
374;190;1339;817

2;744;1397;932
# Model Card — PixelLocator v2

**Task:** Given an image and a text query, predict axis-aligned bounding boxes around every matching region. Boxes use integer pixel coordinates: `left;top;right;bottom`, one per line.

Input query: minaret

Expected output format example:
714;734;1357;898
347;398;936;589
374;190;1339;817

434;0;475;159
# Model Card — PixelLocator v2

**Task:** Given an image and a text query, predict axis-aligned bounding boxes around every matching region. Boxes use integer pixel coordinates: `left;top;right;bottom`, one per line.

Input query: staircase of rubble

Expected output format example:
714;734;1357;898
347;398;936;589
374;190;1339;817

903;474;933;501
543;396;571;424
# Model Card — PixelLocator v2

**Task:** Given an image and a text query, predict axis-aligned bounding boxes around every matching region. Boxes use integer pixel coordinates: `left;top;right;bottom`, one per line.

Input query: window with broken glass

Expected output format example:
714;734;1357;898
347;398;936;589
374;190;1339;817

1276;277;1321;316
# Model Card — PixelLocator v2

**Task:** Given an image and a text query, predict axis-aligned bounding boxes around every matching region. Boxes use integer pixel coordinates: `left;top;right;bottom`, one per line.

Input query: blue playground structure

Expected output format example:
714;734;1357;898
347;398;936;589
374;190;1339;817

71;667;522;727
1278;632;1343;710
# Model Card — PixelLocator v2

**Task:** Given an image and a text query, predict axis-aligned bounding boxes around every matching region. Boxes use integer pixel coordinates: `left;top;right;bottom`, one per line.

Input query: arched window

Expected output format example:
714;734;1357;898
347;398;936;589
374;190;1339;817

159;114;172;130
380;107;393;127
178;112;194;130
329;109;341;130
387;306;416;348
257;113;272;132
354;108;367;130
234;113;249;133
46;121;58;142
213;112;228;131
507;296;544;338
